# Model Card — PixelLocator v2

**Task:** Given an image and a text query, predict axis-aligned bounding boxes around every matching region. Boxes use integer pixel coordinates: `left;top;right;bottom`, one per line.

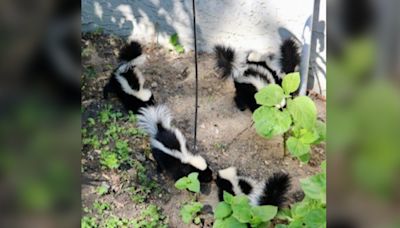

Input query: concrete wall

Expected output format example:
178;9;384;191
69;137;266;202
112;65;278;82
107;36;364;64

81;0;326;94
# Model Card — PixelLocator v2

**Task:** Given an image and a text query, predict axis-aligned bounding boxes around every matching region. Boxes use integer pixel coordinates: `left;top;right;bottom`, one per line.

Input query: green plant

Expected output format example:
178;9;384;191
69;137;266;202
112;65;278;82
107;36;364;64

100;151;120;170
104;216;129;228
169;33;185;54
82;216;97;228
276;161;326;228
93;200;111;214
252;72;326;163
96;183;110;196
180;201;203;224
133;204;168;228
213;192;278;228
175;172;201;193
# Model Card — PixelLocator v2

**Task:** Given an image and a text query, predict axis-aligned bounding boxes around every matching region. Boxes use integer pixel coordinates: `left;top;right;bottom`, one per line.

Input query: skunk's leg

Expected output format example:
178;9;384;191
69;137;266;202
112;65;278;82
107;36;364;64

234;94;247;111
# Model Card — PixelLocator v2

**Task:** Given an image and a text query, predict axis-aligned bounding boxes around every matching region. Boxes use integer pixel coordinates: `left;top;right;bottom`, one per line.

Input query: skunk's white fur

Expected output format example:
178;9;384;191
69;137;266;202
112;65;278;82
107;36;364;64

214;39;300;112
103;41;155;113
137;105;212;182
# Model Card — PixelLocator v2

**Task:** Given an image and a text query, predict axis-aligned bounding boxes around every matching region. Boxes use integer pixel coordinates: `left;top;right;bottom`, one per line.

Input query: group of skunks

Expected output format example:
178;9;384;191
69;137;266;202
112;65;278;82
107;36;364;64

102;38;301;210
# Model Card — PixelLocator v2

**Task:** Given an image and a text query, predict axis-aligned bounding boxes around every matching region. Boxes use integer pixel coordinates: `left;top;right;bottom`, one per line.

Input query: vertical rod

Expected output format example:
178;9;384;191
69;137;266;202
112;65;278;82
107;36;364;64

299;0;316;95
192;0;199;152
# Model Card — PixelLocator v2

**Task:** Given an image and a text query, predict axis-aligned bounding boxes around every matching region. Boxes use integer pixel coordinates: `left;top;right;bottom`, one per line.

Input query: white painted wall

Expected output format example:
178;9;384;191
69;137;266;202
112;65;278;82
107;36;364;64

81;0;326;94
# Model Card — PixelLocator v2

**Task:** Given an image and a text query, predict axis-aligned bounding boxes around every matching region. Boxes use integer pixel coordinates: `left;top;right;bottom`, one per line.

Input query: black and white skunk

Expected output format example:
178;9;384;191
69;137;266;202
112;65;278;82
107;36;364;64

137;105;213;183
214;38;300;112
216;167;291;207
103;41;155;113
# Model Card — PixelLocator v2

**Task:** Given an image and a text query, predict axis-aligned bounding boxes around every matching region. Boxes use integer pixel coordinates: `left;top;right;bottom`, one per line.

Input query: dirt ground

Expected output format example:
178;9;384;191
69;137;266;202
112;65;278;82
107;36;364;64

81;33;326;227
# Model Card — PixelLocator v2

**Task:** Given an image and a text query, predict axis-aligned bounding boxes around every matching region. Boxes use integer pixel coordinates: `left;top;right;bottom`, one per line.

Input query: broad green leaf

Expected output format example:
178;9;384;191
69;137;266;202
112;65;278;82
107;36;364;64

303;208;326;228
298;128;319;144
255;84;285;106
282;72;300;95
300;174;326;203
223;216;247;228
181;210;192;224
174;177;189;190
251;205;278;222
286;137;311;157
287;96;317;129
223;192;234;204
275;224;288;228
187;173;200;193
275;208;292;221
231;196;252;223
213;219;224;228
298;153;311;163
288;220;305;228
214;202;232;219
253;107;292;138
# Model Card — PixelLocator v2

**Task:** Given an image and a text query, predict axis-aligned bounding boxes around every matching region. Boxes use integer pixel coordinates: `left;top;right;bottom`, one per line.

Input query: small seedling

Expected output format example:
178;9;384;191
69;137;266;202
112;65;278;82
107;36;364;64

81;216;97;228
100;151;120;170
96;183;110;196
175;172;201;193
275;161;326;227
253;72;326;163
169;33;185;54
180;201;203;224
93;201;110;214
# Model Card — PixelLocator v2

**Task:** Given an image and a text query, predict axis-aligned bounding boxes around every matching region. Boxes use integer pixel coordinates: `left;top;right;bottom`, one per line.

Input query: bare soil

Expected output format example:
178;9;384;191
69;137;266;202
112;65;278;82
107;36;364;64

81;33;326;227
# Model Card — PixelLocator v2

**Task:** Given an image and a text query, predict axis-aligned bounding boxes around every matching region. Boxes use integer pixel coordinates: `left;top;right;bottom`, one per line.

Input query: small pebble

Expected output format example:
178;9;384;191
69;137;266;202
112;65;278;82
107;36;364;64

151;82;158;88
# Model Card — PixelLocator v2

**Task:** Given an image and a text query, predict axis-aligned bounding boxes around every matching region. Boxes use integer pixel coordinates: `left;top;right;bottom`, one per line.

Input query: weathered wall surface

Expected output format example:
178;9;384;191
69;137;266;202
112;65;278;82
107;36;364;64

82;0;325;94
82;0;318;51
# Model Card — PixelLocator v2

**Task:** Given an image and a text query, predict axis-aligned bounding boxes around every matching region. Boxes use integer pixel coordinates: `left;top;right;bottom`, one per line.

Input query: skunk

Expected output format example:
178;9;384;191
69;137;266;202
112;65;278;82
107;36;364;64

216;167;291;207
137;105;213;183
214;38;300;112
103;41;155;113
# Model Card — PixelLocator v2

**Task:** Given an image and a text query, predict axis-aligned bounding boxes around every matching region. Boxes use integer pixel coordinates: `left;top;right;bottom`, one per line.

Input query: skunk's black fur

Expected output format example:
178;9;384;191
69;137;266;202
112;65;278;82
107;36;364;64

213;38;300;112
103;41;155;113
118;41;142;62
214;45;235;79
280;38;301;74
258;172;291;207
233;81;259;112
138;105;213;183
216;167;291;207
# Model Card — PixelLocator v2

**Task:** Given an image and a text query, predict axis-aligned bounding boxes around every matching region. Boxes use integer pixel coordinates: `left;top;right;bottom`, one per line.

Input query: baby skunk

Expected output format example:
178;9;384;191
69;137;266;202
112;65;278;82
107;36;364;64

214;38;300;112
137;105;213;183
216;167;291;207
103;41;155;113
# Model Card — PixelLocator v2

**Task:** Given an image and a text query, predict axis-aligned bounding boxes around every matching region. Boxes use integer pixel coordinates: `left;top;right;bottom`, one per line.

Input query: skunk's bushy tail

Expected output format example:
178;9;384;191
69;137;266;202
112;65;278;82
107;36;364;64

137;105;172;137
258;172;291;207
214;45;236;79
280;38;300;74
119;41;143;62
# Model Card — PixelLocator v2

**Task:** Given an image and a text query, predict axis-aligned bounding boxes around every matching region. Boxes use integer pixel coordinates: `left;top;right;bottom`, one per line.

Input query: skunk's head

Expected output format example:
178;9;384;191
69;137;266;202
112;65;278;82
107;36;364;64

182;154;213;183
198;166;213;183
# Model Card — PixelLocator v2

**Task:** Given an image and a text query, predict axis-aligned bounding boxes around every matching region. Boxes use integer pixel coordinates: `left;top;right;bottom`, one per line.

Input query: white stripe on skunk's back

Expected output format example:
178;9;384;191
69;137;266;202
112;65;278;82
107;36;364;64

137;105;173;137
